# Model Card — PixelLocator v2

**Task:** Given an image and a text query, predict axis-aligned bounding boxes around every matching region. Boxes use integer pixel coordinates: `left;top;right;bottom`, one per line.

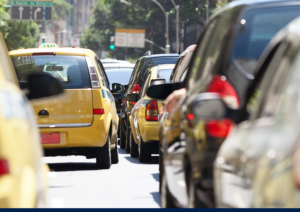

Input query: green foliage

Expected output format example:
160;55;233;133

53;0;72;20
82;0;222;59
0;0;39;50
212;0;229;14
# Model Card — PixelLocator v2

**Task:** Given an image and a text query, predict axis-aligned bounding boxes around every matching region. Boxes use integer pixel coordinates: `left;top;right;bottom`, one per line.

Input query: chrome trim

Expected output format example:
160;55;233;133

38;123;91;128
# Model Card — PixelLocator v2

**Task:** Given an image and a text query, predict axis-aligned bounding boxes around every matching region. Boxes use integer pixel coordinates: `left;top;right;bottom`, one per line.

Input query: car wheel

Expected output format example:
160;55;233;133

138;137;151;163
96;133;111;169
159;143;163;193
187;169;204;208
120;120;126;149
161;168;176;208
111;138;119;164
125;120;131;153
130;130;138;157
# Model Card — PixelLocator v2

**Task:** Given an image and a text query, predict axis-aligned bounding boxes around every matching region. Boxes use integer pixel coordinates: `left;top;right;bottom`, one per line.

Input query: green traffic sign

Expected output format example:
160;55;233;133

10;0;53;7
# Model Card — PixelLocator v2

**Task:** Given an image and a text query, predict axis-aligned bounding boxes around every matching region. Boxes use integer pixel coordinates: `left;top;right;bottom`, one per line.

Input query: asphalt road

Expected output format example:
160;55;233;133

42;146;161;208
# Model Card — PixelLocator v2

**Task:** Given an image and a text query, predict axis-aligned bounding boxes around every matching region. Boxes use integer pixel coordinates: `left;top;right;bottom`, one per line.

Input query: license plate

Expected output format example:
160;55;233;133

41;133;60;144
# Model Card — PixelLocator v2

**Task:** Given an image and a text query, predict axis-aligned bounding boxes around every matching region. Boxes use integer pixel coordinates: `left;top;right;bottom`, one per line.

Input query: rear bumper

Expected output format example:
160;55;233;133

140;121;159;142
41;115;108;149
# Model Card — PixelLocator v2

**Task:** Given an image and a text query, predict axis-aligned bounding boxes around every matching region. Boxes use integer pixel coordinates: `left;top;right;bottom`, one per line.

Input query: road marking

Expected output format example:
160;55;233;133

52;198;65;208
47;172;56;178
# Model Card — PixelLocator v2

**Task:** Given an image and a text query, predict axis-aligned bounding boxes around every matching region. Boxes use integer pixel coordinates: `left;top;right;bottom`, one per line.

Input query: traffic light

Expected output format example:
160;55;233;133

41;36;46;44
110;44;115;50
110;36;115;50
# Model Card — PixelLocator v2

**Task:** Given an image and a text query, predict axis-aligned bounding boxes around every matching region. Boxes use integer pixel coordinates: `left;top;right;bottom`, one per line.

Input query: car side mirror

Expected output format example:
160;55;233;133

126;93;138;102
26;72;64;100
111;83;125;93
150;78;166;86
146;81;183;100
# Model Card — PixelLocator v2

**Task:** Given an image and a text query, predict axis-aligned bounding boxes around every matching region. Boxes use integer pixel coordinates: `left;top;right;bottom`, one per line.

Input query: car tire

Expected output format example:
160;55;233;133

138;137;151;163
159;143;163;193
187;168;205;208
125;120;131;153
111;138;119;164
96;133;111;169
130;130;138;157
161;168;176;208
120;121;126;149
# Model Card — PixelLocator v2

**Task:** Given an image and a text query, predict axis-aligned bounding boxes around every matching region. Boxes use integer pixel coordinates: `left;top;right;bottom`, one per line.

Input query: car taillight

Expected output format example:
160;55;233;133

293;140;300;188
0;159;9;176
121;98;126;107
94;108;105;114
131;84;141;106
146;100;158;121
205;119;234;138
203;75;238;138
206;75;240;109
132;84;141;93
86;57;100;88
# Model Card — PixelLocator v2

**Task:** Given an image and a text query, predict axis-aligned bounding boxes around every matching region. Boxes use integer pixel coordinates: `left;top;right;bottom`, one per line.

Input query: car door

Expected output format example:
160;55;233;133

95;57;118;142
130;72;152;144
215;40;293;208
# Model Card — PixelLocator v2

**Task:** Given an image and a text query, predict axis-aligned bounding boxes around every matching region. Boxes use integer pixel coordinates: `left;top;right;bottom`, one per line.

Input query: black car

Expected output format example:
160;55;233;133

147;0;300;208
119;52;179;152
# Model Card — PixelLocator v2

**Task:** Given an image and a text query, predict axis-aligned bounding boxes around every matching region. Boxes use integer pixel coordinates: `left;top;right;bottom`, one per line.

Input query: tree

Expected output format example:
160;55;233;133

53;0;72;21
0;0;39;50
81;0;222;59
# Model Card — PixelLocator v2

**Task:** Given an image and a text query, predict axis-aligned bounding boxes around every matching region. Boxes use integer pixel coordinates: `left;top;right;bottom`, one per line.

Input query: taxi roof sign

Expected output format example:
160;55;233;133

39;43;59;48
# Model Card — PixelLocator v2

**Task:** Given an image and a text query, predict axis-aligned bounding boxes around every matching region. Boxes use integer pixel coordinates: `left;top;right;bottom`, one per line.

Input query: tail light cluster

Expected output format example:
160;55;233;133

0;159;9;176
86;57;100;88
146;100;159;121
94;109;105;115
121;98;126;107
131;84;141;106
204;75;238;138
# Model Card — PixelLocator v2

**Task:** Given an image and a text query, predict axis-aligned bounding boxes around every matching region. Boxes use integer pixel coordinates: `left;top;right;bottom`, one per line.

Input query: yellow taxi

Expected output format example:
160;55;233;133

127;64;175;162
9;44;119;169
0;35;64;207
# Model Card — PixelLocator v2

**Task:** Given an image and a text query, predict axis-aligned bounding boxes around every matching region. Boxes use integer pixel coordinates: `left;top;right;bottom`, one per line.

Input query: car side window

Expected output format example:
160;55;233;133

142;59;153;80
185;17;220;89
128;60;140;85
95;57;109;88
250;42;291;120
139;73;151;99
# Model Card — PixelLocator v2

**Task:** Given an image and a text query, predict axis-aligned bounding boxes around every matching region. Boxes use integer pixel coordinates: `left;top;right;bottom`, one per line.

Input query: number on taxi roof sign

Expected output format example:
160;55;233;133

39;43;59;48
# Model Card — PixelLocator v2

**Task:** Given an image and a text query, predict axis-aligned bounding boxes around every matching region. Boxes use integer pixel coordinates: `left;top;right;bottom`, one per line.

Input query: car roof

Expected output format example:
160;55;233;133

212;0;300;19
143;54;179;59
103;63;135;69
9;47;96;57
157;64;175;70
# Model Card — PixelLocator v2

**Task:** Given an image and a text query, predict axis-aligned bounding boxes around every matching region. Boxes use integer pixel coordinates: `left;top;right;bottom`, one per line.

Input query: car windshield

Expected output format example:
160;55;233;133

11;55;91;89
232;6;300;74
157;69;173;83
106;69;133;89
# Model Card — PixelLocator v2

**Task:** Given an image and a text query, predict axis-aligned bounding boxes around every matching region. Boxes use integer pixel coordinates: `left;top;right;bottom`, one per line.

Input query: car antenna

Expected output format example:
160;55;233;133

144;50;151;56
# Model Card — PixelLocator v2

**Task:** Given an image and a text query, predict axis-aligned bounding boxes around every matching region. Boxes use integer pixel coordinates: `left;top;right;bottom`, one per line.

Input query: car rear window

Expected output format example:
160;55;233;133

106;69;133;89
233;5;300;74
11;55;91;89
151;57;178;66
157;69;173;83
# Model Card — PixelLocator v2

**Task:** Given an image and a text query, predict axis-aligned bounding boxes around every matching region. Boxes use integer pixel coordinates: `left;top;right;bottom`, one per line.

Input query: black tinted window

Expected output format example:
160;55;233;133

233;6;300;74
11;55;91;89
151;57;178;66
106;69;133;89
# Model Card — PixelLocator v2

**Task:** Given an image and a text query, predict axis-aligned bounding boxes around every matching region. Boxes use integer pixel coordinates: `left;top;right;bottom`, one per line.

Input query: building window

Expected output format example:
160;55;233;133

90;0;92;5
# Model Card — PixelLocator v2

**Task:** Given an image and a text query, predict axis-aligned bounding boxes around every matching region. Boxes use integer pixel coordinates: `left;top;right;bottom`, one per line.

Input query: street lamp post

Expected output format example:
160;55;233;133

151;0;170;54
170;0;179;53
